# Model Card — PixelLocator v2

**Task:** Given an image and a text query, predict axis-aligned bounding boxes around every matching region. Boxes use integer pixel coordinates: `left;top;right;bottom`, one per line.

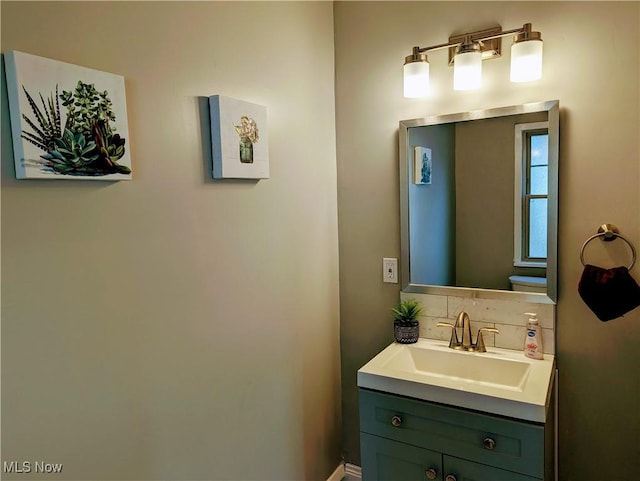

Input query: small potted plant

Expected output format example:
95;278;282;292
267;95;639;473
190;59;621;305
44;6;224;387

392;299;422;344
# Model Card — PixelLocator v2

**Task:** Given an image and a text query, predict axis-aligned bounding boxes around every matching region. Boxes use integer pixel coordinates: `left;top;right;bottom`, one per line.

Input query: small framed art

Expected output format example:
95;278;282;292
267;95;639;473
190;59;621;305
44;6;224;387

414;146;432;185
209;95;269;179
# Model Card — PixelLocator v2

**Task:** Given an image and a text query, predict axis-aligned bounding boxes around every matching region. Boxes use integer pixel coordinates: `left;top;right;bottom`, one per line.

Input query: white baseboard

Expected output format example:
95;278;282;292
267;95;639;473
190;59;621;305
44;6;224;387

326;463;362;481
327;463;345;481
345;463;362;480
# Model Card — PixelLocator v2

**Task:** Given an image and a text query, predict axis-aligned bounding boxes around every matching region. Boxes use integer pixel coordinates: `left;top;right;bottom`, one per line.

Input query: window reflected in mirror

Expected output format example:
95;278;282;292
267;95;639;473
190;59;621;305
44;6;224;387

515;122;548;267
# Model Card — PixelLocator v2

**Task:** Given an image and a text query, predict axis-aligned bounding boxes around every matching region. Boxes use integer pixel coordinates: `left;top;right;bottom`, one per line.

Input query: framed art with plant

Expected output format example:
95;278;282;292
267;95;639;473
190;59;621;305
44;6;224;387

4;51;132;180
209;95;269;180
414;146;432;185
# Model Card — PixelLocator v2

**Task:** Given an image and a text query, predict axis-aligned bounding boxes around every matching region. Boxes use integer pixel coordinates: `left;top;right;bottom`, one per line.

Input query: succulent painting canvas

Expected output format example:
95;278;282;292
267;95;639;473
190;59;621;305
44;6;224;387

4;51;132;180
209;95;268;179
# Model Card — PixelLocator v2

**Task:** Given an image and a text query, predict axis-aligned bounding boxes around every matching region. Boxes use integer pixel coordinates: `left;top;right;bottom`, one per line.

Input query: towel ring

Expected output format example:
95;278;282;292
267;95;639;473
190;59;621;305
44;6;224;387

580;224;636;269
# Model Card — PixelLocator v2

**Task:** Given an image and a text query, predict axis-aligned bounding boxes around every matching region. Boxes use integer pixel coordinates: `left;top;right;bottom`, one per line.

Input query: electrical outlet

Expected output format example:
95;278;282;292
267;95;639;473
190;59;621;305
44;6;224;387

383;258;398;284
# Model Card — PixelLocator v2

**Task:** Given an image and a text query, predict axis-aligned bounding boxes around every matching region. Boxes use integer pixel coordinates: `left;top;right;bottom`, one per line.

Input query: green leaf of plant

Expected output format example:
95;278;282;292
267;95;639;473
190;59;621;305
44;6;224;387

53;164;74;173
63;129;74;144
116;164;131;174
81;143;96;155
51;150;65;160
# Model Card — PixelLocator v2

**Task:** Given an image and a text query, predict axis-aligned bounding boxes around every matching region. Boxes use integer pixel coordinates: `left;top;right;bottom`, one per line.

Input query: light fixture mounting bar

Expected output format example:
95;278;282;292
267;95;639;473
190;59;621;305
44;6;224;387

416;41;455;54
411;24;537;61
447;26;503;65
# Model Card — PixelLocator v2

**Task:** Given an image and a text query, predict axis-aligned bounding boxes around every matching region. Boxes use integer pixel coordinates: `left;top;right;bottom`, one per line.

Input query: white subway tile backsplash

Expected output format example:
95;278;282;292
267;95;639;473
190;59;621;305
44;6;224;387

404;292;556;355
402;293;448;317
447;297;554;328
494;324;554;355
494;324;528;351
542;328;555;355
418;317;497;347
419;317;453;341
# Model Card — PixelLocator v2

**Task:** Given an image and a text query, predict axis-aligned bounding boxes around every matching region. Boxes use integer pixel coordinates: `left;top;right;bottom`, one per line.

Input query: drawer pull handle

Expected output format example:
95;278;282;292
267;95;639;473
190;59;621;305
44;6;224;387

445;475;457;481
425;468;437;480
483;437;497;450
391;415;402;427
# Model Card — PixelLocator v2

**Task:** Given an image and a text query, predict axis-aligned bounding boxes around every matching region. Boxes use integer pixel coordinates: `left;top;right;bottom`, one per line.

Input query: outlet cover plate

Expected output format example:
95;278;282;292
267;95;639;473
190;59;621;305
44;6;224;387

383;258;398;284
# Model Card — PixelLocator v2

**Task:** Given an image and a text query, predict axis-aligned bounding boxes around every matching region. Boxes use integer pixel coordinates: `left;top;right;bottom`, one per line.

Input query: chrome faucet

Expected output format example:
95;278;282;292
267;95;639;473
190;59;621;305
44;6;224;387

437;311;499;352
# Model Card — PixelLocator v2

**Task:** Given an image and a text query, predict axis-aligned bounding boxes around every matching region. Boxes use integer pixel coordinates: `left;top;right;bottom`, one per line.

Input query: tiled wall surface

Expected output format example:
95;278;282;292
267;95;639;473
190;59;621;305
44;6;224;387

401;292;555;355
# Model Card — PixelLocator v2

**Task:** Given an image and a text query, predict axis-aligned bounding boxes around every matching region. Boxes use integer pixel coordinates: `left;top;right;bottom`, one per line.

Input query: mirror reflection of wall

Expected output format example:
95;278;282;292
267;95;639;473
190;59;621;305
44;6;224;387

408;112;548;291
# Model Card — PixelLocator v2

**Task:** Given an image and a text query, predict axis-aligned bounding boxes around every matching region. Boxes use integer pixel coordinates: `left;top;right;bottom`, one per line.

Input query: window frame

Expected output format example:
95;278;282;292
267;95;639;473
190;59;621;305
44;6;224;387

514;121;549;268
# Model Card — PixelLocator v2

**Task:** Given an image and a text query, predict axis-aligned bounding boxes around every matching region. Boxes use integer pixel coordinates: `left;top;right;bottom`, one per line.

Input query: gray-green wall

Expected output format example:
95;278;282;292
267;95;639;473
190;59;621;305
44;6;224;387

335;2;640;479
455;111;547;289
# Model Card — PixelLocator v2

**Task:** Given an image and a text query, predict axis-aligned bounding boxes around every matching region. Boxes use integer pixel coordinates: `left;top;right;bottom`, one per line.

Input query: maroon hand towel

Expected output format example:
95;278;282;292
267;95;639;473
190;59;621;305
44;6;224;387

578;264;640;321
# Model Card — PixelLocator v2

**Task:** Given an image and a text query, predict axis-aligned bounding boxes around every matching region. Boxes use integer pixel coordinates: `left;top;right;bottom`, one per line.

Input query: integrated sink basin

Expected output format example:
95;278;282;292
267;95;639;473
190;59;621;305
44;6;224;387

358;338;555;422
389;344;531;389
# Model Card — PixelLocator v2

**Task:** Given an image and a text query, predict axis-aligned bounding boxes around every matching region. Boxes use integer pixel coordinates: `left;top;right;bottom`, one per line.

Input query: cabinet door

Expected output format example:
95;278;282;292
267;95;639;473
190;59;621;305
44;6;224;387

361;432;442;481
443;455;541;481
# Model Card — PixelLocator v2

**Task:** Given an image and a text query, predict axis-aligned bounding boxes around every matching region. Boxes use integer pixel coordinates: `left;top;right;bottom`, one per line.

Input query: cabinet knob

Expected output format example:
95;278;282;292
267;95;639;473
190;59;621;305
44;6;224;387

391;415;402;427
425;468;437;480
483;437;497;450
445;475;457;481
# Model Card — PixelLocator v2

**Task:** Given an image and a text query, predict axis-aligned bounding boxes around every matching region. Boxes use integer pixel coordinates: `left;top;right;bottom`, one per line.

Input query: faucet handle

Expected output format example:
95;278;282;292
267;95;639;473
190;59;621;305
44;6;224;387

436;322;460;349
473;327;500;352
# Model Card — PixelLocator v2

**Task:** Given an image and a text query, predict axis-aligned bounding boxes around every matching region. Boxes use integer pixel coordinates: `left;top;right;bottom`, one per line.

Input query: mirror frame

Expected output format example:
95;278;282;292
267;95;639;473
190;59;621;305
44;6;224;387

399;100;559;304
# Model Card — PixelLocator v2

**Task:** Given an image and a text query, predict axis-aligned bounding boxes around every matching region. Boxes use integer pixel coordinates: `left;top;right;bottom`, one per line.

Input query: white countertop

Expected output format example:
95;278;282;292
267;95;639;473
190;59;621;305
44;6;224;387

357;338;556;423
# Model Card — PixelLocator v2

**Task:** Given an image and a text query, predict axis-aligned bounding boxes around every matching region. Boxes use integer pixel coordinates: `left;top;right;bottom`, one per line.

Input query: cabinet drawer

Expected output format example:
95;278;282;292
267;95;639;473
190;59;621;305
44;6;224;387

359;389;545;479
361;433;443;481
444;455;540;481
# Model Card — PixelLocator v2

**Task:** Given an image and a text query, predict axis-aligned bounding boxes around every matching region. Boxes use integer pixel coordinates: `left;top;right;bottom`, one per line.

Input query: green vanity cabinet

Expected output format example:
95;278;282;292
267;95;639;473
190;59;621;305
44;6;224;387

359;389;554;481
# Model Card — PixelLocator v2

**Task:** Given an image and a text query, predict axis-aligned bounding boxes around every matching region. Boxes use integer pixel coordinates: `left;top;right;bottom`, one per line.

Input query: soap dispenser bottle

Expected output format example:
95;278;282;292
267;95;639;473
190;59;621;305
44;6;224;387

524;312;544;359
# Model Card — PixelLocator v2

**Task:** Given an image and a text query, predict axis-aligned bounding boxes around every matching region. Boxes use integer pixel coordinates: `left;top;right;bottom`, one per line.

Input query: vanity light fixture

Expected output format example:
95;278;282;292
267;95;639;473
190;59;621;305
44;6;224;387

403;23;543;98
510;23;544;82
453;37;482;91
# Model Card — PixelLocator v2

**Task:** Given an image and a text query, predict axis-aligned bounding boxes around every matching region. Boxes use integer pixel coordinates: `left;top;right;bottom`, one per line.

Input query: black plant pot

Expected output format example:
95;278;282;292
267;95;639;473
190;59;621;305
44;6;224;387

394;320;419;344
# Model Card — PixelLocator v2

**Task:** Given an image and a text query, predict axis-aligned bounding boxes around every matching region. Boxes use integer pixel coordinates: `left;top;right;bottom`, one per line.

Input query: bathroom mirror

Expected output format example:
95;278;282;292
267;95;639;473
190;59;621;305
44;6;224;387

399;100;559;304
